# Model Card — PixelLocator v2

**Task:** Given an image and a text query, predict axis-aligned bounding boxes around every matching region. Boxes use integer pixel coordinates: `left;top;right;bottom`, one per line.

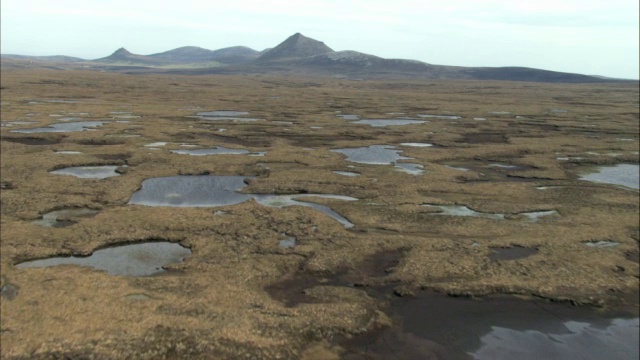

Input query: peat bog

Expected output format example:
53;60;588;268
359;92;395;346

1;68;638;359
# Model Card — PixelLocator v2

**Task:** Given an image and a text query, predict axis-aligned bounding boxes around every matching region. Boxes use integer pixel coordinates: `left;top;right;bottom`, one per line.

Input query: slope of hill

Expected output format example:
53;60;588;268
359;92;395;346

1;54;85;62
93;47;166;66
148;46;259;65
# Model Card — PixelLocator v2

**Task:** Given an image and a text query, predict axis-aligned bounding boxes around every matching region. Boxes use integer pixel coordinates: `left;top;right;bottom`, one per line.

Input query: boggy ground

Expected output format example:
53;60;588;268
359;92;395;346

1;68;639;359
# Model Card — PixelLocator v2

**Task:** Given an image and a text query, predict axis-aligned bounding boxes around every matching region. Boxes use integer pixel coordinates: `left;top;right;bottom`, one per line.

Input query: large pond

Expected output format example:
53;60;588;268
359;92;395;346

344;290;639;360
16;241;191;276
579;164;639;190
128;176;357;227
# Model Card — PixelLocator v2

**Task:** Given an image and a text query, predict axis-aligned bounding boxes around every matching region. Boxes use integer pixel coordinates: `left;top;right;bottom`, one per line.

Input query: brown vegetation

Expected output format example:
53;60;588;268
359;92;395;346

1;68;638;358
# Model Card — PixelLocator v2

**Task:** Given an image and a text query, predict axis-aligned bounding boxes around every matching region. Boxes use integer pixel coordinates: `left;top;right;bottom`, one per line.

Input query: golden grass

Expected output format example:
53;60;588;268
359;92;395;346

1;68;638;358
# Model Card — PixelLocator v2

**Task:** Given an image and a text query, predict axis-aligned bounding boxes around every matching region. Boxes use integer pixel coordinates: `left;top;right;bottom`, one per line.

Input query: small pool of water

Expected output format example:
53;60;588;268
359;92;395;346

278;235;297;249
55;151;83;155
350;119;426;127
144;142;168;147
50;166;121;179
394;163;425;175
10;121;108;133
400;143;433;147
444;165;471;171
190;111;259;122
333;171;361;177
584;241;620;248
424;204;505;220
423;205;558;222
488;163;521;169
170;147;251;156
32;208;99;228
128;176;357;227
331;145;411;165
337;114;360;120
579;164;639;190
16;241;191;276
198;111;249;117
418;114;462;120
1;121;37;127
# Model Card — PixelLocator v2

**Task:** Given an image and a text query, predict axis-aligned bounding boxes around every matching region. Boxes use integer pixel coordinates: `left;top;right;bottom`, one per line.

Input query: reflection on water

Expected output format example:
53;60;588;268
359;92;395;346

473;318;639;360
343;290;639;360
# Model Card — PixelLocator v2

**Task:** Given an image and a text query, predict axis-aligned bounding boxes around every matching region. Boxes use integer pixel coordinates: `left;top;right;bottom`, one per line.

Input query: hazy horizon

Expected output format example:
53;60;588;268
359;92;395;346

1;0;638;79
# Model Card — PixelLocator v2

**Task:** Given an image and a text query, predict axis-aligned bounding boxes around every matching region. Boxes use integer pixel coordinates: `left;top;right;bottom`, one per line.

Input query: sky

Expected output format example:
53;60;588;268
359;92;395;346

1;0;638;79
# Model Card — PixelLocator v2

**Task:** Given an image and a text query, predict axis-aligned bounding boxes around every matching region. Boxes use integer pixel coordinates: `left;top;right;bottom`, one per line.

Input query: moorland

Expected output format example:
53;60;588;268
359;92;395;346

1;65;639;359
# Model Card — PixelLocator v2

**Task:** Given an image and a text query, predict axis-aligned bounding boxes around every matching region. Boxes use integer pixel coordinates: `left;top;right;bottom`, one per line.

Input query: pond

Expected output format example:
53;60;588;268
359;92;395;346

50;166;121;179
418;114;462;120
400;143;433;147
128;176;357;227
331;145;411;165
343;290;639;360
10;121;108;133
170;147;250;156
394;163;425;175
579;164;639;190
333;171;361;177
32;208;100;228
189;111;259;122
423;205;558;222
16;241;191;276
350;119;427;127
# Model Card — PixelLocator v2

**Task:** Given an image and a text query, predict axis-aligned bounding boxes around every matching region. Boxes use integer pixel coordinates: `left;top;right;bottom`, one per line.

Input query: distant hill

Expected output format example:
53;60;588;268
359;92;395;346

2;33;635;83
93;47;167;66
1;54;85;62
257;33;334;62
148;46;259;64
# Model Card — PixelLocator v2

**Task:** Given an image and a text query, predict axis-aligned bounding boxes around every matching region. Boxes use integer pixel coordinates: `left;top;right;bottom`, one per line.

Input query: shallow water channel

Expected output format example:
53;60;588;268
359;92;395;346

423;204;558;223
128;176;357;227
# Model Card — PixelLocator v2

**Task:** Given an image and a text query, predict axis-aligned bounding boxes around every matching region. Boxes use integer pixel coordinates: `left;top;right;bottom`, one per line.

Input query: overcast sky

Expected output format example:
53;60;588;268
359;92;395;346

1;0;638;79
